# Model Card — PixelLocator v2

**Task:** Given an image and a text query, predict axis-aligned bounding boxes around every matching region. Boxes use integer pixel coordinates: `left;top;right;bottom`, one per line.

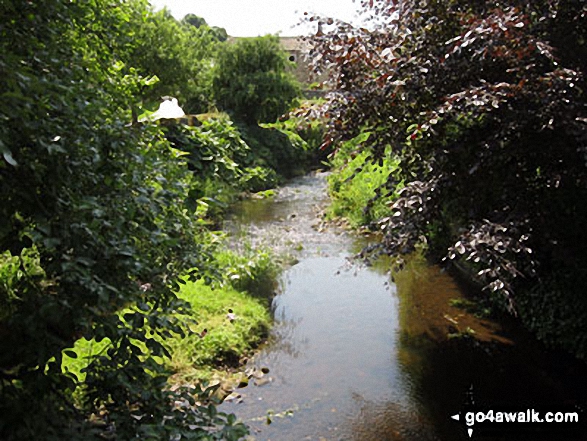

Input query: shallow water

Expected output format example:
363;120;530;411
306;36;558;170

221;171;586;440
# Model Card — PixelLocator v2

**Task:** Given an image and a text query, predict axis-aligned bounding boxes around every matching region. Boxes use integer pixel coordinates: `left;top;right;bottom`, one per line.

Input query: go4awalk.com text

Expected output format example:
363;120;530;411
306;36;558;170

451;406;585;438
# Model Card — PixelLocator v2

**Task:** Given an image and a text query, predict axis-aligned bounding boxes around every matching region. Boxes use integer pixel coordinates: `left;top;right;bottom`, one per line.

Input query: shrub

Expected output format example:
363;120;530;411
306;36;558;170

0;1;244;438
306;0;587;356
212;35;301;125
327;133;399;227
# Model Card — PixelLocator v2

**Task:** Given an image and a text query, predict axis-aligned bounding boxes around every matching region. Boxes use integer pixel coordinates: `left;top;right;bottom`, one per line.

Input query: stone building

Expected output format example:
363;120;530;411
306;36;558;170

279;36;330;96
279;36;313;84
226;36;330;96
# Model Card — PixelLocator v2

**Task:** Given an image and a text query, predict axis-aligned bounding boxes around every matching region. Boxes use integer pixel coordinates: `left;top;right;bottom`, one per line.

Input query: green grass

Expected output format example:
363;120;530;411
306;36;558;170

213;246;279;303
61;337;112;383
62;246;278;386
169;280;271;382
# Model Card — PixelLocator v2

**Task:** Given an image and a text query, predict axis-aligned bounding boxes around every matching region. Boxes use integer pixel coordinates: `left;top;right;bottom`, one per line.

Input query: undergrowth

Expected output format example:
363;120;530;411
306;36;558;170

327;134;400;227
63;245;278;389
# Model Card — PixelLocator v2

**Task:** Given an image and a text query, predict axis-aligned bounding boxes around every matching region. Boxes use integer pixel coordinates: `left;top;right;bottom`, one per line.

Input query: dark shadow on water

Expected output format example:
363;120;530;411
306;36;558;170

383;255;587;441
221;172;587;441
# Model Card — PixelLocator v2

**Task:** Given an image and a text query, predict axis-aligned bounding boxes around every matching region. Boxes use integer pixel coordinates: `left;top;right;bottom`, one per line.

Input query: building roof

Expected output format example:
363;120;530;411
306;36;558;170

279;36;311;52
227;36;311;53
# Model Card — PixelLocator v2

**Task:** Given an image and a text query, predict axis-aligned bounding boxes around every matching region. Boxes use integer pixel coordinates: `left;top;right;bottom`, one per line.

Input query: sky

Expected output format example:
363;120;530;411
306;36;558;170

149;0;364;37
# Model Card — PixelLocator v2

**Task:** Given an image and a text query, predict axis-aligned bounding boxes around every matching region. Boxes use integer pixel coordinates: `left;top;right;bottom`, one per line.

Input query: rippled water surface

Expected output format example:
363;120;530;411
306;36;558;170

220;172;586;441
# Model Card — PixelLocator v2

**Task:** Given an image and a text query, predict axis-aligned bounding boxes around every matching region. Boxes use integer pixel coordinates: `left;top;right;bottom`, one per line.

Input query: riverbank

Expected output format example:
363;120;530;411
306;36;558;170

168;280;271;383
216;170;587;441
60;242;280;415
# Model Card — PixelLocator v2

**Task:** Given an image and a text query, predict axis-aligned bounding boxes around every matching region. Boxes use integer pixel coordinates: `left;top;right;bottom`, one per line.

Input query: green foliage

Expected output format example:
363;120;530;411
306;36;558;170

262;100;326;152
214;246;280;302
261;99;331;173
62;337;112;385
516;271;587;359
61;242;278;386
238;166;279;193
212;35;301;124
0;248;44;322
170;279;271;381
0;0;246;438
181;13;209;29
238;123;315;179
164;115;281;220
1;0;317;437
126;7;219;113
182;13;228;42
327;133;399;227
167;116;249;184
448;298;493;319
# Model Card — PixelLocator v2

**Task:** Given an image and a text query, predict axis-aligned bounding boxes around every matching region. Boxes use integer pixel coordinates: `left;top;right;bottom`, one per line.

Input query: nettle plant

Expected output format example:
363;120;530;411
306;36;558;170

305;1;587;352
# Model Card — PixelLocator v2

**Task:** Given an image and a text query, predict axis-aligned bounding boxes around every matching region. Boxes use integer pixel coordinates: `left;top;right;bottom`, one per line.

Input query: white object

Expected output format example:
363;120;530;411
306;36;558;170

146;97;185;121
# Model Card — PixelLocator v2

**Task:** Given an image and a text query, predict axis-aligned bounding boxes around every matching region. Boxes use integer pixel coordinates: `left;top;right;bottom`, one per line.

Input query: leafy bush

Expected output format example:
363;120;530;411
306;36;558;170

0;248;44;323
239;166;279;193
306;1;587;356
164;115;283;220
238;123;315;179
166;115;248;183
0;1;245;438
62;241;278;387
263;99;328;152
327;133;399;227
212;35;301;124
214;246;280;302
126;6;219;113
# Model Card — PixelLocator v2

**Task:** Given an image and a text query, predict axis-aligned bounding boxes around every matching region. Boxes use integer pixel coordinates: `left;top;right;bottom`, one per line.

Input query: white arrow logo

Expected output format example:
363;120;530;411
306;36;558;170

450;413;473;437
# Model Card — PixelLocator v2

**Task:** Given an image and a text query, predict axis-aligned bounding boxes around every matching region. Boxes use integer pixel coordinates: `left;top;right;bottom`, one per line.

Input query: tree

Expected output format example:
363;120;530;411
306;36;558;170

182;13;228;42
182;13;208;29
0;0;245;438
210;26;229;42
122;8;219;114
308;0;587;357
212;35;301;124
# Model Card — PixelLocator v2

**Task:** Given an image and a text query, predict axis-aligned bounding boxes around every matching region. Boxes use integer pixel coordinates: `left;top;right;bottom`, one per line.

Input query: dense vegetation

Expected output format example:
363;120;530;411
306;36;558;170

310;0;587;358
10;0;586;437
0;0;311;439
213;35;301;125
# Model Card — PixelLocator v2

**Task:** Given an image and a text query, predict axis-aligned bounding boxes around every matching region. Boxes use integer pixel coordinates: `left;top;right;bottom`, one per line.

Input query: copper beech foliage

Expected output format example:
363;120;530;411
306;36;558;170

304;0;587;327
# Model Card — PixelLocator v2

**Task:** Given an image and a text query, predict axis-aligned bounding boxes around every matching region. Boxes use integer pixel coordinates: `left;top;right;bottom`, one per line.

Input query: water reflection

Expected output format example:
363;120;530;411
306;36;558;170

377;255;586;440
220;171;587;441
221;173;405;439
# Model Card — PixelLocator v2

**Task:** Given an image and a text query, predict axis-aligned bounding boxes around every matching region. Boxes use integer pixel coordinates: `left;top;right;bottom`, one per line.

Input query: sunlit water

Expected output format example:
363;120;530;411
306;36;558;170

220;171;586;441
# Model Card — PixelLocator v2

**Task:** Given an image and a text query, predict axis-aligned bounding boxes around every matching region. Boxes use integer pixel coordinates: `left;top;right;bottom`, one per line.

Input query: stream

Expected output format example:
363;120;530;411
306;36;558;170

220;171;586;441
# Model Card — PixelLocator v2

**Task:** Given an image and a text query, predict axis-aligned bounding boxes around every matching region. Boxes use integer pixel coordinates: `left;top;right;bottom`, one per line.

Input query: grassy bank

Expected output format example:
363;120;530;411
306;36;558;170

169;246;279;383
63;245;279;393
168;279;271;383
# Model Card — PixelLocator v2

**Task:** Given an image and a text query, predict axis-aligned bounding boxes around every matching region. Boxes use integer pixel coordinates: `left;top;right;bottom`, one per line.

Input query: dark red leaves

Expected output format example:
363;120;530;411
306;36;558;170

302;0;587;321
